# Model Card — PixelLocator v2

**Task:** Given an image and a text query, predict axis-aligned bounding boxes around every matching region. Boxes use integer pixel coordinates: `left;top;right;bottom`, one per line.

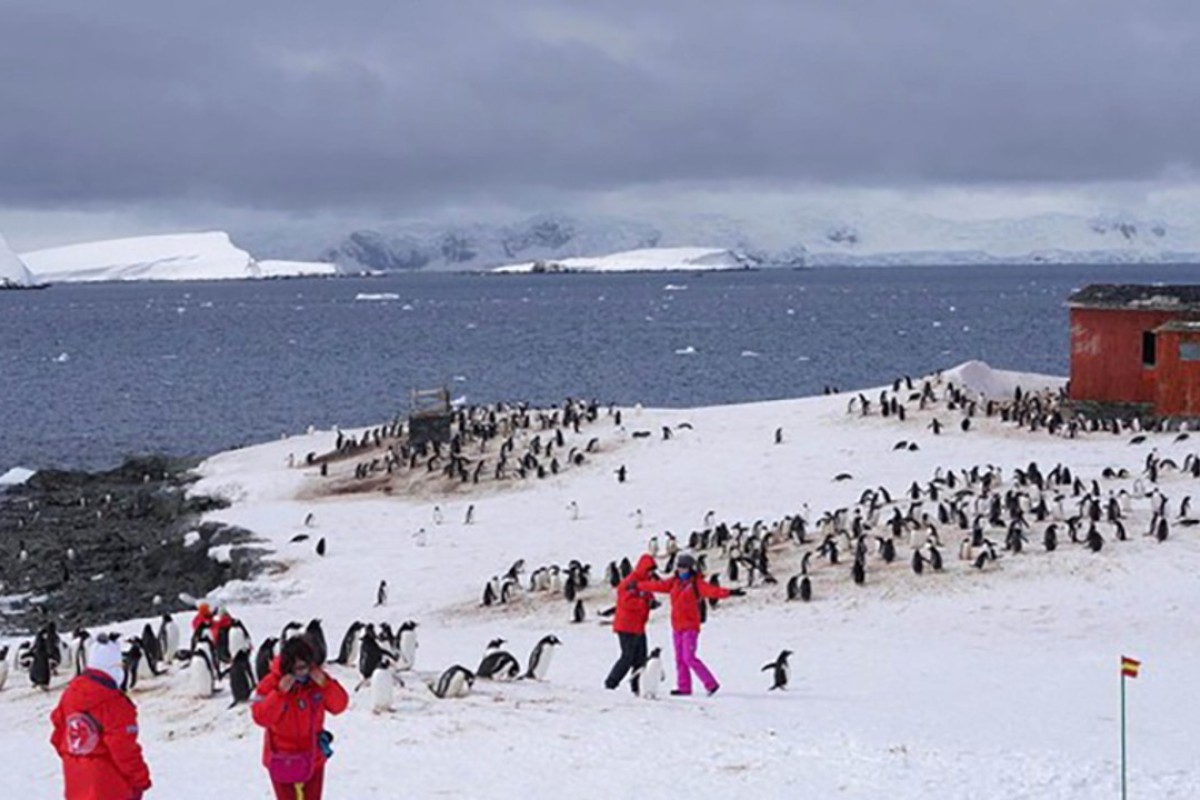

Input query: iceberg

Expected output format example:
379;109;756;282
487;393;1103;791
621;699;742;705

0;233;36;288
22;232;337;283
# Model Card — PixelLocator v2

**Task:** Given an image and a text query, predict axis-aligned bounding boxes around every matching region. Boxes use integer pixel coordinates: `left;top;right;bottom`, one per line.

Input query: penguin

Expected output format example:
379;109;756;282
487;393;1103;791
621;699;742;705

911;549;925;575
0;645;8;691
851;555;866;585
254;638;278;683
762;649;793;691
357;631;385;685
774;427;784;445
186;648;217;699
305;619;328;665
525;635;562;680
29;632;52;690
334;622;363;665
477;648;522;681
316;538;326;556
71;629;91;676
432;505;444;525
464;505;475;525
571;599;586;624
1043;524;1058;552
396;621;419;670
635;647;665;700
228;649;255;708
370;657;398;713
376;580;389;607
927;544;944;572
228;621;252;658
123;640;144;691
432;665;475;699
158;614;179;660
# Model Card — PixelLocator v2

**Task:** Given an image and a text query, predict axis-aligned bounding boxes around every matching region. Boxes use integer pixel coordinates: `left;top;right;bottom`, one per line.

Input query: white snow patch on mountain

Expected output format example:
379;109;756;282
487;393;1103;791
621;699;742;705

493;246;755;273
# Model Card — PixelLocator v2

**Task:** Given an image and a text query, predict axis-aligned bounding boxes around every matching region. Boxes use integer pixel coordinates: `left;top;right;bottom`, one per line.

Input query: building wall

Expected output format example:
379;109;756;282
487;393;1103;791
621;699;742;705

1068;307;1176;404
1155;330;1200;416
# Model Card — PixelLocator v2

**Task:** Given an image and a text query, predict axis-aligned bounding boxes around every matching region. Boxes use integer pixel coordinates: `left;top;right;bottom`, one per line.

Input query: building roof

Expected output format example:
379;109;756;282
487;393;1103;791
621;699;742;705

1069;284;1200;310
1155;319;1200;334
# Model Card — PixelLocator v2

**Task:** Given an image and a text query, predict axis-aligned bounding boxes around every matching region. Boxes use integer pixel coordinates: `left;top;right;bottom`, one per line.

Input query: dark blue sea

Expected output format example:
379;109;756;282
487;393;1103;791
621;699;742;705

3;264;1200;472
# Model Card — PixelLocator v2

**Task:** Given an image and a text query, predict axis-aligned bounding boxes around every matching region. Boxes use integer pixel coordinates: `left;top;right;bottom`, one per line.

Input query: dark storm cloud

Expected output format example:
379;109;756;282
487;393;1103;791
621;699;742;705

1;0;1198;211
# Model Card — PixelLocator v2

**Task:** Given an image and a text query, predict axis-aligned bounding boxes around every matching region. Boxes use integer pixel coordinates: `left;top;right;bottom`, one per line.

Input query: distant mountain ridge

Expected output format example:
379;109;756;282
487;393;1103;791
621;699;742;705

312;209;1200;273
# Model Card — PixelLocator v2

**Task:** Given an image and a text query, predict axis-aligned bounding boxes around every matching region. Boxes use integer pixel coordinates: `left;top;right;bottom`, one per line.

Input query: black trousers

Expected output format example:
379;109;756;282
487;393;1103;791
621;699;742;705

605;632;648;693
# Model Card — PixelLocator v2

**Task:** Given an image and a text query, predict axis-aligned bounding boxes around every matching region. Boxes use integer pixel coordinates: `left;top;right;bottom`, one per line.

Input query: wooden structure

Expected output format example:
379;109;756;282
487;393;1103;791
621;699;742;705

408;387;453;446
1068;284;1200;417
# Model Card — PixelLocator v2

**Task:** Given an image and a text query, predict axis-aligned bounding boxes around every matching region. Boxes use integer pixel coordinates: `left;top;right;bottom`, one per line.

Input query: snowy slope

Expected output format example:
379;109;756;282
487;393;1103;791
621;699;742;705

0;233;36;287
21;233;337;283
492;246;756;273
3;361;1199;798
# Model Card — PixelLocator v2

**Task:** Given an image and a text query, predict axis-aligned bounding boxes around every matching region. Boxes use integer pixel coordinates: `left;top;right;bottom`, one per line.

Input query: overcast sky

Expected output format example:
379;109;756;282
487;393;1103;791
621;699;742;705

2;1;1199;248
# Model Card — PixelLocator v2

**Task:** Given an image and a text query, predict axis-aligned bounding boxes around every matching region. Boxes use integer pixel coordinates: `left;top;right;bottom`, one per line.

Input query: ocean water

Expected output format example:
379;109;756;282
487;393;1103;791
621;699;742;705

2;264;1199;472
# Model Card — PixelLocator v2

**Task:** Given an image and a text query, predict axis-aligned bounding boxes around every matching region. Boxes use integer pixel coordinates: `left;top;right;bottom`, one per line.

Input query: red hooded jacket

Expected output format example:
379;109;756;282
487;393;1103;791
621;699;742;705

250;657;349;768
634;573;731;632
613;554;659;634
50;670;152;800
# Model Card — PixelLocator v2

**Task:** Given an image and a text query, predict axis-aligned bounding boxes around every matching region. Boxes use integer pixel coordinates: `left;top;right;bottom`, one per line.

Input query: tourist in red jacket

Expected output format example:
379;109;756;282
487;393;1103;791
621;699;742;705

191;603;214;637
251;636;348;800
604;553;659;694
50;636;152;799
633;553;743;696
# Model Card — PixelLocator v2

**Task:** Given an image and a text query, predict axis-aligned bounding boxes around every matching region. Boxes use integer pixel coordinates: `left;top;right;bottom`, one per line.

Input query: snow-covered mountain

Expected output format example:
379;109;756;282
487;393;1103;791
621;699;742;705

493;246;757;273
0;233;36;288
21;232;338;283
321;214;664;272
307;210;1200;272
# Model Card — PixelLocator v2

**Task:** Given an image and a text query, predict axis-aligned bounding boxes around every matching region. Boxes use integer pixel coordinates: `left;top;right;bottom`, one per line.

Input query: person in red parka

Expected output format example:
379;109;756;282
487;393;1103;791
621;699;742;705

251;636;348;800
50;635;152;800
632;553;743;696
604;553;659;694
191;603;214;638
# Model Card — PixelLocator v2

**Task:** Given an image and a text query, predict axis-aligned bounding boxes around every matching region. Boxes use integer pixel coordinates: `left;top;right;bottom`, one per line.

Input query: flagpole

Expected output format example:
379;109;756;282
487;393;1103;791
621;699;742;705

1120;671;1127;800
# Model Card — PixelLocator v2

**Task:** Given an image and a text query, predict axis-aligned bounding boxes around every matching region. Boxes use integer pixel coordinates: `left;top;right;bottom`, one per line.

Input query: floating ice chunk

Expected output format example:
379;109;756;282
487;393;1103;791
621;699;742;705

355;293;401;301
674;346;697;355
664;284;688;291
52;352;69;363
741;350;761;358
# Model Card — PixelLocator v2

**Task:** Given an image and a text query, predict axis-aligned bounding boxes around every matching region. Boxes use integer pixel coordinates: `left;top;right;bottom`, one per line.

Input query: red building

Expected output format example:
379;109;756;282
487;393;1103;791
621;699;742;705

1068;285;1200;417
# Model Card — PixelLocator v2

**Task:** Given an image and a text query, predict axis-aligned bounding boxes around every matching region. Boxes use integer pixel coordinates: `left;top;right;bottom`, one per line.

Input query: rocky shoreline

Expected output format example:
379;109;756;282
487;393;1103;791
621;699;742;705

0;455;267;635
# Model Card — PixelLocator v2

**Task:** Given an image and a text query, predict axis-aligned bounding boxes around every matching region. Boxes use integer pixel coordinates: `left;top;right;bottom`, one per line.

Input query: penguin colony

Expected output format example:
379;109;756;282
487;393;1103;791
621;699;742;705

300;398;634;497
7;370;1200;703
1;608;563;710
469;372;1200;691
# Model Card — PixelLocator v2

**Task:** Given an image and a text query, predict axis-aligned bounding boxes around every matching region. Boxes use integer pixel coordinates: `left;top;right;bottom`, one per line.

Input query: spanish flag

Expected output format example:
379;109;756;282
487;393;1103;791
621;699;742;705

1121;656;1141;678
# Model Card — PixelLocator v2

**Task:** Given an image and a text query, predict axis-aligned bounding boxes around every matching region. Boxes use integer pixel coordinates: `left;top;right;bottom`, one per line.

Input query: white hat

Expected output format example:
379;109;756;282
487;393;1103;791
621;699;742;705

89;639;125;686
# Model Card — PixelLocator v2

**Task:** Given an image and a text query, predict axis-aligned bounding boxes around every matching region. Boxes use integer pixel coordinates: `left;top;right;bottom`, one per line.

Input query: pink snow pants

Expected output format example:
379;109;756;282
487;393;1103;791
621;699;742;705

672;629;718;694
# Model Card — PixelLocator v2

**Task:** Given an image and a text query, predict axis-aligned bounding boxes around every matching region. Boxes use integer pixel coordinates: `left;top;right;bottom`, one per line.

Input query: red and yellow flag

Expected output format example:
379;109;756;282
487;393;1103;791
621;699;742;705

1121;656;1141;678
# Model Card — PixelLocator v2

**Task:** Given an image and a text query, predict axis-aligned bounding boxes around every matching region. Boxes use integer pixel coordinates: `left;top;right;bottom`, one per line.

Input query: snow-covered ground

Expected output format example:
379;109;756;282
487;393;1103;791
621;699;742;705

493;246;756;273
0;233;37;288
20;232;336;283
4;361;1199;798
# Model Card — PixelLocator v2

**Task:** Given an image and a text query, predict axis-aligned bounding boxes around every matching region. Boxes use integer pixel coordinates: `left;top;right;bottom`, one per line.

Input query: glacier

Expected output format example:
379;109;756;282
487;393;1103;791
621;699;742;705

296;209;1200;273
